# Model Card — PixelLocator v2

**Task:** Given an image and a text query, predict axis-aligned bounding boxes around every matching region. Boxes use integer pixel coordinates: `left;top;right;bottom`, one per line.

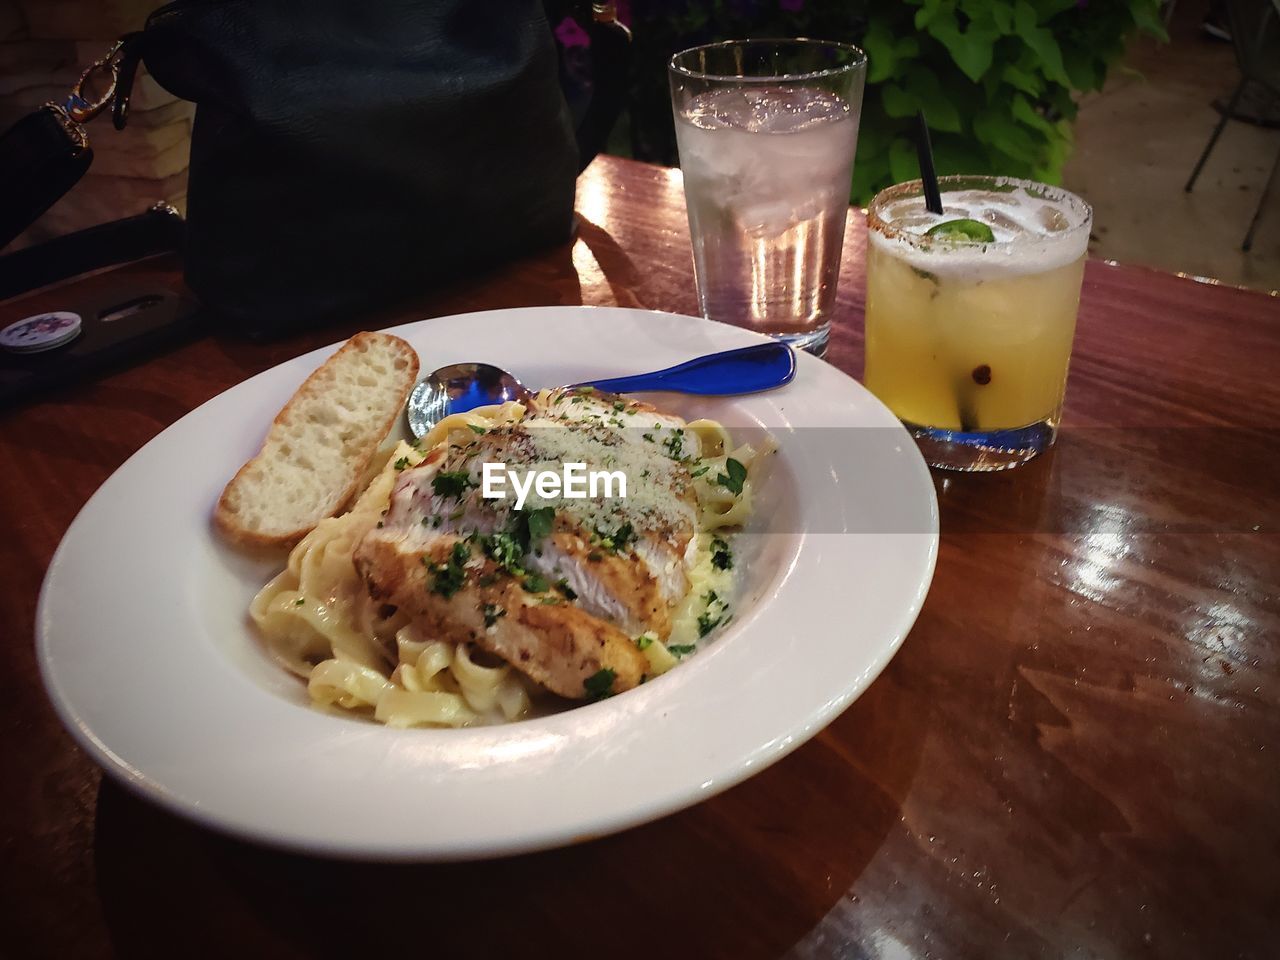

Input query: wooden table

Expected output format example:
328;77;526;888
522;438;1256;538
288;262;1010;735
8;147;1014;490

2;155;1277;959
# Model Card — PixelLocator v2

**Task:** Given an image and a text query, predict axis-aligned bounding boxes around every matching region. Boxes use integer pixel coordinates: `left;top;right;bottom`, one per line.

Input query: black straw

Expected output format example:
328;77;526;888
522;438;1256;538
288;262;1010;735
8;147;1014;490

914;112;944;215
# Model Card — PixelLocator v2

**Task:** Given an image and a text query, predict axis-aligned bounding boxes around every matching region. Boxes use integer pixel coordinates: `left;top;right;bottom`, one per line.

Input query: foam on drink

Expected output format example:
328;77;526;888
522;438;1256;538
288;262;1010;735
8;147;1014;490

868;180;1090;281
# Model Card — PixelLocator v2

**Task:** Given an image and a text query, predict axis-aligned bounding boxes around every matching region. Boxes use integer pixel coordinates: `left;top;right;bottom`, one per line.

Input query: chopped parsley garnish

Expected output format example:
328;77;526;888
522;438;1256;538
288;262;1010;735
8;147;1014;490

635;634;654;651
467;423;487;434
522;573;550;593
538;596;564;605
668;643;697;656
555;578;577;600
477;572;500;587
584;668;616;700
481;532;524;571
431;470;473;499
594;521;635;553
697;590;727;637
393;456;412;471
715;457;747;495
642;432;655;443
613;401;626;412
524;506;555;544
663;431;685;459
711;538;733;570
294;597;305;606
424;541;470;598
689;464;711;478
482;603;505;627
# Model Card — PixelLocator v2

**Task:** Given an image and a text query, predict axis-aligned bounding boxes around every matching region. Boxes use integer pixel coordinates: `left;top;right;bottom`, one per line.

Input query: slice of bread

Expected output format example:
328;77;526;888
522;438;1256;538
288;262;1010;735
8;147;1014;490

215;331;420;548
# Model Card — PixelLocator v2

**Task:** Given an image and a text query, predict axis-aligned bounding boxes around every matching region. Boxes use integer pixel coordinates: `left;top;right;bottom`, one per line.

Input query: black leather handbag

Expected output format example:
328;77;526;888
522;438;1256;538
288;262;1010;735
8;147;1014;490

0;0;629;338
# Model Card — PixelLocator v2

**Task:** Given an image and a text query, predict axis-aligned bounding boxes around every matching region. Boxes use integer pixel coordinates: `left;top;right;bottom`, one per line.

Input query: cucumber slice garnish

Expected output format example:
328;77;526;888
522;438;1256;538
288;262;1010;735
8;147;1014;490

925;218;996;243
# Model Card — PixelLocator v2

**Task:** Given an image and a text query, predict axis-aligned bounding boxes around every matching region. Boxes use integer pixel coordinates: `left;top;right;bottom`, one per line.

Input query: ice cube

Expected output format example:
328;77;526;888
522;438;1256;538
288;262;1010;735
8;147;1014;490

735;198;798;236
981;207;1023;239
1035;204;1071;233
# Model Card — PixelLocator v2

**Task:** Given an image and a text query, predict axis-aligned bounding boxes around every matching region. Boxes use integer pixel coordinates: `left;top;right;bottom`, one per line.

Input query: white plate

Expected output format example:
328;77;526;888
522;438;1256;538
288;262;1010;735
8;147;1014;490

38;306;937;860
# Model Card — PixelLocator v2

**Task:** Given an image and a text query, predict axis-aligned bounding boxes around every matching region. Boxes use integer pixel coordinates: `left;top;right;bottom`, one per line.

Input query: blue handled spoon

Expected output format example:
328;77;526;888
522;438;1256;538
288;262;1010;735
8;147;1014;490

406;341;796;439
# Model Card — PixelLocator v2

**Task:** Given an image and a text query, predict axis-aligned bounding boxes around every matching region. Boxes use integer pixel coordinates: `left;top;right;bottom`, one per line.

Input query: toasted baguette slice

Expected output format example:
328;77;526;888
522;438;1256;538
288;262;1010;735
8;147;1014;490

215;331;420;548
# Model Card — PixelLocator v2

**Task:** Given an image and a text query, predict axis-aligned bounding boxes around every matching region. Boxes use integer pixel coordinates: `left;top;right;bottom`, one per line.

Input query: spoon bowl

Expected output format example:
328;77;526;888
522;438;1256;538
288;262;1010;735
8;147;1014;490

406;363;531;439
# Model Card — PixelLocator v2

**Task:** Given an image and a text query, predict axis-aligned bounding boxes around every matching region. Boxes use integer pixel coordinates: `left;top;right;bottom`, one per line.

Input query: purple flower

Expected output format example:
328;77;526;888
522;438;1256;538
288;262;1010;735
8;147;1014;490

554;16;591;48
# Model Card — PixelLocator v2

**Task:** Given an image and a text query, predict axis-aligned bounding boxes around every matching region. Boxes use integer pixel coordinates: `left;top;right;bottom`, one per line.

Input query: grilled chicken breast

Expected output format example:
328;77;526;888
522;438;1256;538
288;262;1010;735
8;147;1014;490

353;388;701;700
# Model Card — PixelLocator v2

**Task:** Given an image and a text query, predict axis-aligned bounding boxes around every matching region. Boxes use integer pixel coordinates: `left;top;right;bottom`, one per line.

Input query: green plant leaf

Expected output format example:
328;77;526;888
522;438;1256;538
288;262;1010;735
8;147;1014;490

982;0;1014;32
1131;1;1170;41
880;67;962;133
973;103;1044;164
1061;52;1098;92
1000;62;1042;97
914;0;947;31
930;134;990;176
926;7;1001;82
889;136;921;184
1012;0;1072;87
881;82;917;119
863;20;921;84
911;65;963;132
1046;85;1079;122
1010;93;1057;137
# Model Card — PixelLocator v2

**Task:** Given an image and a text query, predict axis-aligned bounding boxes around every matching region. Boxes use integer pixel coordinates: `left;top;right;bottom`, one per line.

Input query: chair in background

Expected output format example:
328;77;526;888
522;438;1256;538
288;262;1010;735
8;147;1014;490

1184;0;1280;251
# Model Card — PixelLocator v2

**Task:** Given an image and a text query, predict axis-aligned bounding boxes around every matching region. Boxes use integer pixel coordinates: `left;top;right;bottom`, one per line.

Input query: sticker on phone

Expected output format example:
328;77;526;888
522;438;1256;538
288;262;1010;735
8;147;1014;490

0;311;82;354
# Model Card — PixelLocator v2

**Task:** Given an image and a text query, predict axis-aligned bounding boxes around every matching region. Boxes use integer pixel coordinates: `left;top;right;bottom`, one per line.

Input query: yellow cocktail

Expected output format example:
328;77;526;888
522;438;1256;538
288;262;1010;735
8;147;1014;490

864;176;1092;471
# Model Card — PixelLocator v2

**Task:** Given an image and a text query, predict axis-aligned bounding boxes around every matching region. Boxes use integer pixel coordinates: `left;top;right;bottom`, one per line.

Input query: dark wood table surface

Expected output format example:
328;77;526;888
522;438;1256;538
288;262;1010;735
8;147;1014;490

2;155;1277;959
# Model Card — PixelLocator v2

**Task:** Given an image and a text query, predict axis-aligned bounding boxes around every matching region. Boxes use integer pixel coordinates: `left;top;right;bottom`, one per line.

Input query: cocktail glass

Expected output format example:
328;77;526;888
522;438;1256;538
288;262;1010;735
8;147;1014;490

864;175;1092;471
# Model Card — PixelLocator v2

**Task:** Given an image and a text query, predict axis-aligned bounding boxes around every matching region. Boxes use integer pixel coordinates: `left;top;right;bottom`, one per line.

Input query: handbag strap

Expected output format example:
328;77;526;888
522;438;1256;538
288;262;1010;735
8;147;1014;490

0;35;145;254
0;203;184;302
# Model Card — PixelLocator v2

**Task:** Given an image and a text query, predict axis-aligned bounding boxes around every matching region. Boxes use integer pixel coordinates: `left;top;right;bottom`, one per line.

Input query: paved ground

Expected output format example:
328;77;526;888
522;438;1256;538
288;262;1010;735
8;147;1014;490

1064;3;1280;293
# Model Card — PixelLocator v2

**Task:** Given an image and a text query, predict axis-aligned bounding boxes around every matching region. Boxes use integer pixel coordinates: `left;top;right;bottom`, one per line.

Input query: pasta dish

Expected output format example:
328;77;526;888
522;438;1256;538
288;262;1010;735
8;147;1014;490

251;386;766;728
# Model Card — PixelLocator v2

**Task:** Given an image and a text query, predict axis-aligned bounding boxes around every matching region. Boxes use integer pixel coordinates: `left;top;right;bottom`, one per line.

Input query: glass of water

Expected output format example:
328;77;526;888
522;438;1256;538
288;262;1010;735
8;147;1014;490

669;39;866;357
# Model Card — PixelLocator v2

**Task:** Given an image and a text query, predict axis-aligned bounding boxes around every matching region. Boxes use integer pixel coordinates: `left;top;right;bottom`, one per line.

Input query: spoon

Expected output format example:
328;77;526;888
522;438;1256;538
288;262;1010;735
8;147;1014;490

406;341;796;439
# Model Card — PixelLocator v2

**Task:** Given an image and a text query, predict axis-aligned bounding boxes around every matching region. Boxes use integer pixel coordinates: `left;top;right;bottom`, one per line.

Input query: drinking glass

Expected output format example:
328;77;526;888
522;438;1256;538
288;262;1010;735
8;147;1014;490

669;39;866;357
863;175;1093;471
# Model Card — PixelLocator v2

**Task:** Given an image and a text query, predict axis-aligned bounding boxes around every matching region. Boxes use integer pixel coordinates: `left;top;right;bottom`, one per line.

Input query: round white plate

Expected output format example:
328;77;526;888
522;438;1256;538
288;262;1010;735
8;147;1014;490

38;306;937;860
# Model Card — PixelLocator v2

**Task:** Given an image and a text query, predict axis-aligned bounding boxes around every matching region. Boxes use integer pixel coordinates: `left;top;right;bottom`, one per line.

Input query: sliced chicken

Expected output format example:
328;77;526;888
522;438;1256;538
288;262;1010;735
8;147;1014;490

355;532;646;698
353;388;702;699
